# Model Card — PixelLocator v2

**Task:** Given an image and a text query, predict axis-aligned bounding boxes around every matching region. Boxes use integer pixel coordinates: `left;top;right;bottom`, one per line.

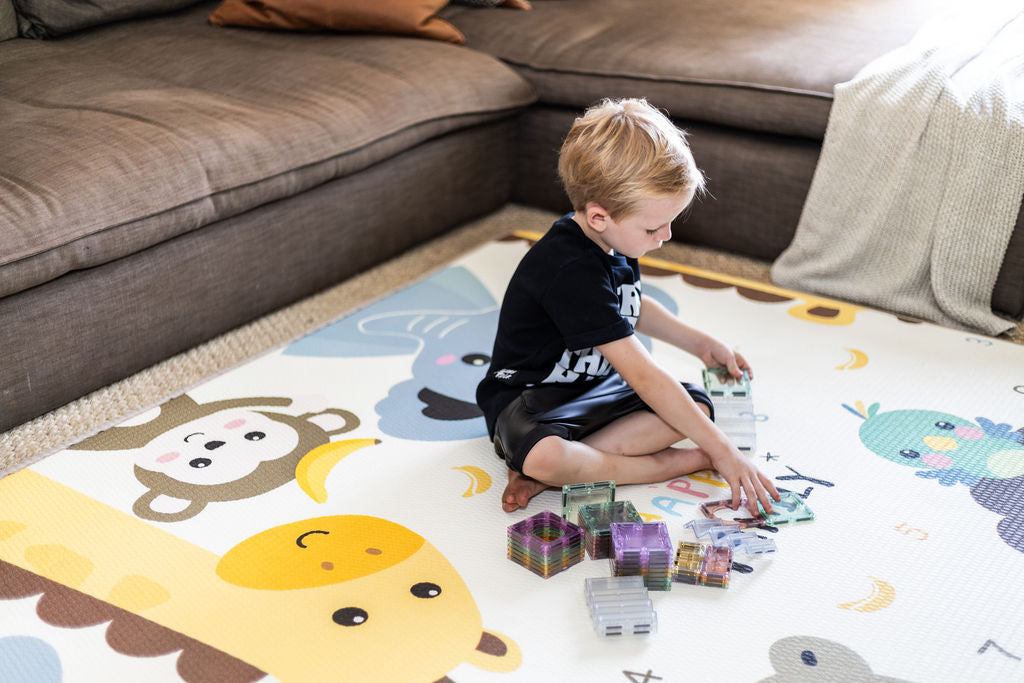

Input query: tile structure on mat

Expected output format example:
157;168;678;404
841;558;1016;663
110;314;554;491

3;231;1024;682
507;510;585;579
672;540;733;588
703;367;757;453
609;522;674;591
561;480;615;521
577;500;643;560
584;575;657;637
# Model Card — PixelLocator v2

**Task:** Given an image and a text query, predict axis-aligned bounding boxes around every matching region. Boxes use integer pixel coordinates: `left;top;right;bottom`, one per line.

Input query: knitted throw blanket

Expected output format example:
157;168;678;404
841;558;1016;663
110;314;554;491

771;3;1024;335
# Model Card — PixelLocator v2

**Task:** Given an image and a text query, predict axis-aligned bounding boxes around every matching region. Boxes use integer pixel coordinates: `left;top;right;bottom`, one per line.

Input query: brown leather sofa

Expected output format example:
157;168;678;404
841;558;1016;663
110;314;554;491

1;0;1021;432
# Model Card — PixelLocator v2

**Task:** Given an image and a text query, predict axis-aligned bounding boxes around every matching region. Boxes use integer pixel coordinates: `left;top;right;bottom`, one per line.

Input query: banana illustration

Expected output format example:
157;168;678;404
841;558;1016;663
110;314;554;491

838;576;895;612
835;348;869;370
295;438;380;503
451;465;493;497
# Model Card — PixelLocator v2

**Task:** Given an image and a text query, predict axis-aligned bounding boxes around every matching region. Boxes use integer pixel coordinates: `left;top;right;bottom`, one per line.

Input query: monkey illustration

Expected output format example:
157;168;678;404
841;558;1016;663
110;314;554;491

70;395;368;523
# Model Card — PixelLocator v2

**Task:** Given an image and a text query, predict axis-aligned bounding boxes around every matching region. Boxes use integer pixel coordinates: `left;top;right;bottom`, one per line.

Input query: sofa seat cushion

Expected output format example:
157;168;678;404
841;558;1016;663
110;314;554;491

443;0;948;139
0;1;535;300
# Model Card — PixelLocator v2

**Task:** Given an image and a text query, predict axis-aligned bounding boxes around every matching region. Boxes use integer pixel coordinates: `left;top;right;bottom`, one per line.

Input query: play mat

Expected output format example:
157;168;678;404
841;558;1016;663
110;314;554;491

1;232;1022;682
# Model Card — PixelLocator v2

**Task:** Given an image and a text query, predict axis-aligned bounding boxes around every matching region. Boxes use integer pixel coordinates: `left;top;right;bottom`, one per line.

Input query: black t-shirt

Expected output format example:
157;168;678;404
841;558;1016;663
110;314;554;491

476;214;642;438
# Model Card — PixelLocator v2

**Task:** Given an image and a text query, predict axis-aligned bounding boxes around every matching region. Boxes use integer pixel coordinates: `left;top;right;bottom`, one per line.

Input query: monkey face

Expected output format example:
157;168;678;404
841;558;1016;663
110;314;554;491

138;409;299;486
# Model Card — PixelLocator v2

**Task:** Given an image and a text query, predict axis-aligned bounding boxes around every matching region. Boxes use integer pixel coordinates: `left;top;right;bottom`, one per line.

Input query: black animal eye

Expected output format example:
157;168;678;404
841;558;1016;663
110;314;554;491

204;440;225;450
189;457;212;468
801;650;818;666
244;431;266;441
332;607;368;627
461;354;490;367
899;449;920;459
410;582;441;599
935;421;955;430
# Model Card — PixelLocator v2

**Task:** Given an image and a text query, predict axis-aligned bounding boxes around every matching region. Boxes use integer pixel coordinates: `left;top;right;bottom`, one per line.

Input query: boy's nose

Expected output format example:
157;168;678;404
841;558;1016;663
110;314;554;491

659;224;672;241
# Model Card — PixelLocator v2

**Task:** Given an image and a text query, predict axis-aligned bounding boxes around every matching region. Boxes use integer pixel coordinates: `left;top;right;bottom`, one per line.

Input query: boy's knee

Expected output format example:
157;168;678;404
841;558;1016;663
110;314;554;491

521;435;566;482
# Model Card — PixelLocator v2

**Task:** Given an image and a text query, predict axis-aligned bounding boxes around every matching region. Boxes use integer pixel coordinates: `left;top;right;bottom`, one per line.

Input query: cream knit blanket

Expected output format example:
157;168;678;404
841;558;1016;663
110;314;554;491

771;3;1024;335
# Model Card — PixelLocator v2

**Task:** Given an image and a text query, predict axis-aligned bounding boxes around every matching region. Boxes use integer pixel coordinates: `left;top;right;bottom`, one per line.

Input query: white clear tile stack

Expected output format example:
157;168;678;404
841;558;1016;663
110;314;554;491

702;368;756;453
584;575;657;637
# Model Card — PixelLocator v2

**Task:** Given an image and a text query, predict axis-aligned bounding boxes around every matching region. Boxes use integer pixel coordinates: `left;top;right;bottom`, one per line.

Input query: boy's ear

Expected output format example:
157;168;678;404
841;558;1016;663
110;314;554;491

584;201;612;233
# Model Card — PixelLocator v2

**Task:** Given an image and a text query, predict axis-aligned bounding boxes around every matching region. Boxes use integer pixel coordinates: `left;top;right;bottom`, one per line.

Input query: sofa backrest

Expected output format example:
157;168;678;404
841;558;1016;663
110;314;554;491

0;0;17;41
12;0;203;39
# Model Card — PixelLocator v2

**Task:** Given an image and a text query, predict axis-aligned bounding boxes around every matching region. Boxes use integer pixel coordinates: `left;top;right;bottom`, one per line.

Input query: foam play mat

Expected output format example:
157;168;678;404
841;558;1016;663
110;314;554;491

2;232;1023;682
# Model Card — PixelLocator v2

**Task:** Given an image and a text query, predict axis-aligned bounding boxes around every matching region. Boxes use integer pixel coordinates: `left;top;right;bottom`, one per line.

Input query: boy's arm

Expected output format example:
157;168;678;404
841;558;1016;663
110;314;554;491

635;294;752;379
596;334;778;514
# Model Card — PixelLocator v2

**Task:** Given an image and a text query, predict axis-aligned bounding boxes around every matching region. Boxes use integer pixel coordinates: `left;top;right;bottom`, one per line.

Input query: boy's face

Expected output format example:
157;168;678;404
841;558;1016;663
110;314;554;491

580;190;694;259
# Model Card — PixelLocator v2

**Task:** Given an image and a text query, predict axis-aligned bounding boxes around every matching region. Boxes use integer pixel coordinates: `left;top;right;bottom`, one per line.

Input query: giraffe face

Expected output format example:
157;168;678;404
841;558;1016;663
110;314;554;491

216;515;520;680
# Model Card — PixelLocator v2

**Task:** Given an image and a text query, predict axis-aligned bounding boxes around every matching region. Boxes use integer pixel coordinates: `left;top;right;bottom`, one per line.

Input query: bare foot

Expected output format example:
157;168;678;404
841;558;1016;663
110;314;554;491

501;469;550;512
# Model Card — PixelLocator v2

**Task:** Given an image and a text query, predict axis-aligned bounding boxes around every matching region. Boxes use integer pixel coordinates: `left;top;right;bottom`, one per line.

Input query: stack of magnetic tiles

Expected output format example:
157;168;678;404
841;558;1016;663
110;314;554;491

609;521;674;591
561;480;617;524
577;500;643;560
671;540;733;588
703;368;756;453
584;575;657;637
506;510;585;579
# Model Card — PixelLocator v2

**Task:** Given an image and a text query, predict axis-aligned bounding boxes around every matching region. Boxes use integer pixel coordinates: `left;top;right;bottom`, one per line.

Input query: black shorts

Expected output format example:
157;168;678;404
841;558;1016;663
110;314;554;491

491;373;714;474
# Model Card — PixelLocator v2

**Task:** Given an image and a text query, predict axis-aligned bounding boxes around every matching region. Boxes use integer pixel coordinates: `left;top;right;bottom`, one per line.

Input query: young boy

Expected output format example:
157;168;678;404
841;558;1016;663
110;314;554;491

476;98;780;515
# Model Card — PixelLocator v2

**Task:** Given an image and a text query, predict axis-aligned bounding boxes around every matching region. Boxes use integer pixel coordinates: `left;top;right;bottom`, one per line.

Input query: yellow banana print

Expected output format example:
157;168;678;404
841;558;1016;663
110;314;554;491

838;576;895;613
452;465;493;497
295;438;380;503
835;348;869;370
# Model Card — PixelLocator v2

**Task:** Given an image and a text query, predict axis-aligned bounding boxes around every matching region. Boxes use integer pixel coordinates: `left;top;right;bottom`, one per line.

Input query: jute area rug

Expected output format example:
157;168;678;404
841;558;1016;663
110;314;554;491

1;204;1023;682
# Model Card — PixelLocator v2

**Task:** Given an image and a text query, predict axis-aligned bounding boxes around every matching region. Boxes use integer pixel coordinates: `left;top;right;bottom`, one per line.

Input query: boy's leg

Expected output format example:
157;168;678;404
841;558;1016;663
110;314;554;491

520;406;713;496
493;377;713;510
523;429;710;490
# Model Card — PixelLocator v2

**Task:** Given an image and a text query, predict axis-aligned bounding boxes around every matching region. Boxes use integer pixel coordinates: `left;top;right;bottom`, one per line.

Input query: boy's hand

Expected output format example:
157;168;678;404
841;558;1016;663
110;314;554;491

700;339;753;380
709;448;780;515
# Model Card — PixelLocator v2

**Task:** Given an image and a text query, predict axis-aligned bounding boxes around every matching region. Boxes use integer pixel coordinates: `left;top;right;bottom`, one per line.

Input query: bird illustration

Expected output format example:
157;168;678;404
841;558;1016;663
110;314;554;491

843;401;1024;487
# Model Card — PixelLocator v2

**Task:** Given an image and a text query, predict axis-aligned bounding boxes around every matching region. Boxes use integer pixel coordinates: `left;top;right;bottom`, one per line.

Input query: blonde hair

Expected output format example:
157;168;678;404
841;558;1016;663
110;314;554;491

557;98;705;219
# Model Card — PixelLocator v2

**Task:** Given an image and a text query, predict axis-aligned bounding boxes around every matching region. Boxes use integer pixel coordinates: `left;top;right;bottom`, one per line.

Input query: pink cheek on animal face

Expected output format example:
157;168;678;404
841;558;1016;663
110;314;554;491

223;418;246;430
156;451;180;464
435;354;456;365
953;426;983;440
922;452;953;469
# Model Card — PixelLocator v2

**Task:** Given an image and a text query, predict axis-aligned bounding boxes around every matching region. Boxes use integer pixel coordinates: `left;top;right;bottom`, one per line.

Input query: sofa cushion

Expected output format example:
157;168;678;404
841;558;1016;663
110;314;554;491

442;0;949;139
208;0;464;43
13;0;202;38
0;0;16;40
0;0;535;300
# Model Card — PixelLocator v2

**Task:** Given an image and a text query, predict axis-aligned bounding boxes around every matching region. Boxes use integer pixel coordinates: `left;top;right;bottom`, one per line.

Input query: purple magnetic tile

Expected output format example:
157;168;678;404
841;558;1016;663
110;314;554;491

610;522;672;567
507;510;584;556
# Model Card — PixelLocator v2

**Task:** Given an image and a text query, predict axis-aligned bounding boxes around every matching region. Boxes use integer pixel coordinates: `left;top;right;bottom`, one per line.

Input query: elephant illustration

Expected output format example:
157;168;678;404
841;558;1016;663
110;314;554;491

286;264;679;441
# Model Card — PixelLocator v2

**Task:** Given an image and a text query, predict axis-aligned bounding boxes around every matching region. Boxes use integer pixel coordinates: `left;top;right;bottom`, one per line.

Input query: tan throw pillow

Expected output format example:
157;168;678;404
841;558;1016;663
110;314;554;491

209;0;465;44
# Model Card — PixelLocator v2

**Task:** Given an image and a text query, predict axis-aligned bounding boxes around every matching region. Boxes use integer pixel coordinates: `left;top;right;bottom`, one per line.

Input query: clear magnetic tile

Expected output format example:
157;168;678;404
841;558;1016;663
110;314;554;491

705;525;749;544
590;598;654;617
757;491;815;525
585;575;646;602
685;518;732;538
702;368;752;400
577;500;642;534
736;536;777;556
593;610;658;637
562;481;616;520
708;529;760;550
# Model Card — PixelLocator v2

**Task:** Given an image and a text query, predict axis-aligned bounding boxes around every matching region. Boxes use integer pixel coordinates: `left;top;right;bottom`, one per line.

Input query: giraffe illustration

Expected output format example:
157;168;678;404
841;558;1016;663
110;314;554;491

0;470;521;681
